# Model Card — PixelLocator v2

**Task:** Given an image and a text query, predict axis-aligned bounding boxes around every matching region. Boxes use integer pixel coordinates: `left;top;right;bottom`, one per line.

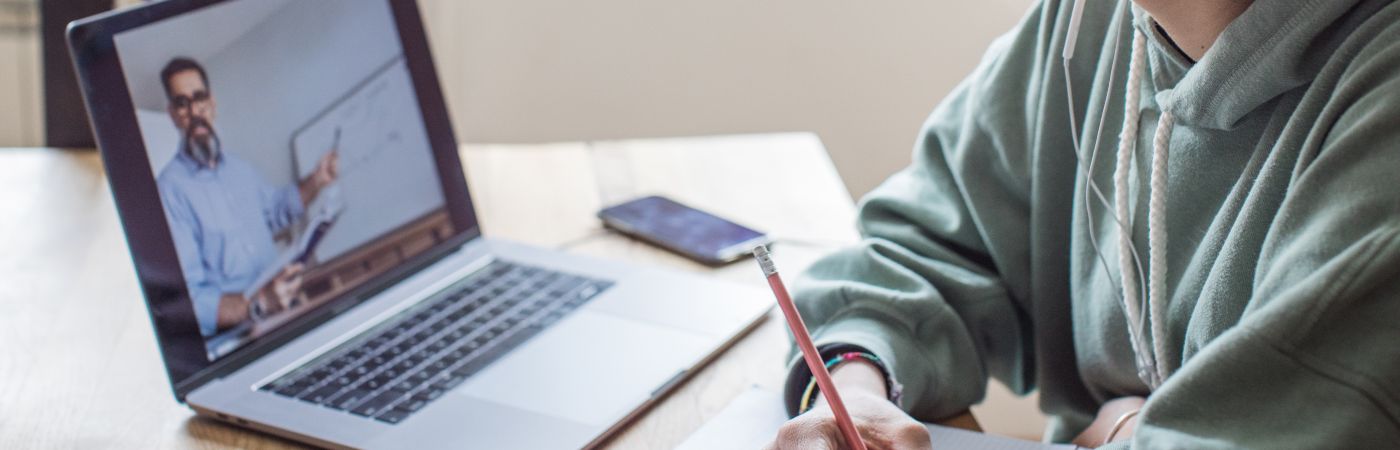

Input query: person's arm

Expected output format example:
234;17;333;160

297;150;338;206
1099;41;1400;449
161;185;230;337
784;1;1069;423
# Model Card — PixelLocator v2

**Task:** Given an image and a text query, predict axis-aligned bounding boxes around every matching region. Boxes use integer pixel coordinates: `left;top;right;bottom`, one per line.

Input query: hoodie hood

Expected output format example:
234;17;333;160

1137;0;1384;130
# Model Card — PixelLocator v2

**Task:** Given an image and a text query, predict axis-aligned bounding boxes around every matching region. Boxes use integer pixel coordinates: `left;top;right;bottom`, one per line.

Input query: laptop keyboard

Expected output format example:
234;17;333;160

259;260;613;424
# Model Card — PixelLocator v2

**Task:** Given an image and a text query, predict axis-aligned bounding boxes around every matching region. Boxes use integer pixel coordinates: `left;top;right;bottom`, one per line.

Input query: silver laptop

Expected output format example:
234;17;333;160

67;1;770;448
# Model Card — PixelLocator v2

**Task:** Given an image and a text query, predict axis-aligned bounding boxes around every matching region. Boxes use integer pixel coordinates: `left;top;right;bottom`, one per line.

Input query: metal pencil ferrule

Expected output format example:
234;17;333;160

752;245;777;276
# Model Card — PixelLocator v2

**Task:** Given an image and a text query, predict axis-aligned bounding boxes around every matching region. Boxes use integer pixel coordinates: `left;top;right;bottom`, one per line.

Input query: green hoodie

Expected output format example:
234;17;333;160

787;0;1400;447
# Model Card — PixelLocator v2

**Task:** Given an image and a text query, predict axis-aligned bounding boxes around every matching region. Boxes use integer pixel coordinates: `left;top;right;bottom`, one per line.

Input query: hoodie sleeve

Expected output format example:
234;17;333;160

1109;34;1400;449
785;3;1058;421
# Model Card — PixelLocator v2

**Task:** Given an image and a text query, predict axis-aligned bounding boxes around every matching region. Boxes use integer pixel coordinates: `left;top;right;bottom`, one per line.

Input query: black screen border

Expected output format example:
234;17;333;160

67;0;481;401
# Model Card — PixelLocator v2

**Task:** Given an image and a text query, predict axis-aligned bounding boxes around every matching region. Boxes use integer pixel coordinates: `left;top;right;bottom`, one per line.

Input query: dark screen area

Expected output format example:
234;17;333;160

600;196;764;259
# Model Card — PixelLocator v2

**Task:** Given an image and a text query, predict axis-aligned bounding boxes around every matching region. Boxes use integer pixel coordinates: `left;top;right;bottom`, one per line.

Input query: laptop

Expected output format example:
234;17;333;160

66;0;770;448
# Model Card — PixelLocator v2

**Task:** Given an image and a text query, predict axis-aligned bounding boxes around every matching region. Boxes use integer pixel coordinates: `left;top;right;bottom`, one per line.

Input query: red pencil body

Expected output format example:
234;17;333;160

765;271;868;450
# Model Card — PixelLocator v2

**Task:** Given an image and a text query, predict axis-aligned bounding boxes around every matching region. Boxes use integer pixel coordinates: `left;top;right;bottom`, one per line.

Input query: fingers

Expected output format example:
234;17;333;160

890;421;933;450
770;393;933;450
282;263;305;291
316;152;339;184
269;263;306;310
772;415;841;450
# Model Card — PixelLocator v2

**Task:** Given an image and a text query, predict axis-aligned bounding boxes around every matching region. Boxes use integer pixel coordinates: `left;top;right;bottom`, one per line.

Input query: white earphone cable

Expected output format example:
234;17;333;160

1064;0;1167;388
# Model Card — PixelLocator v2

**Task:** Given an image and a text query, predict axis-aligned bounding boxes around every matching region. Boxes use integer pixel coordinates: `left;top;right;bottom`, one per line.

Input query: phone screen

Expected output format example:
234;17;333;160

598;196;768;264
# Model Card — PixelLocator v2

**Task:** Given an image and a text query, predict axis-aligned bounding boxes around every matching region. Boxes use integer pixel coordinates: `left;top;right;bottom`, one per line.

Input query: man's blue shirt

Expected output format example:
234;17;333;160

158;150;304;337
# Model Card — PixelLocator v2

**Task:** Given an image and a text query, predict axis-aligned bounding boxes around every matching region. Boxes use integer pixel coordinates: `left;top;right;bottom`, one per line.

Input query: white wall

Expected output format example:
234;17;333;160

4;0;1035;195
417;0;1035;197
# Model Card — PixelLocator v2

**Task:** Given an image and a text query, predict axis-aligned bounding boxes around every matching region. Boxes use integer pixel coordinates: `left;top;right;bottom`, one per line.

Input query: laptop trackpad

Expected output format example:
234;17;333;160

456;310;712;426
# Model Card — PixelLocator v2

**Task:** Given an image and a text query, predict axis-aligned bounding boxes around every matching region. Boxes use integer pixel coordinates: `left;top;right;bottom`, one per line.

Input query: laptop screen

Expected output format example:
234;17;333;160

112;0;454;361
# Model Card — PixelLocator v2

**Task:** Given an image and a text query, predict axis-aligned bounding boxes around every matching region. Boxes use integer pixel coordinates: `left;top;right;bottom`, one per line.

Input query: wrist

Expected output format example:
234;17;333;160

785;344;904;417
807;356;892;413
830;359;889;399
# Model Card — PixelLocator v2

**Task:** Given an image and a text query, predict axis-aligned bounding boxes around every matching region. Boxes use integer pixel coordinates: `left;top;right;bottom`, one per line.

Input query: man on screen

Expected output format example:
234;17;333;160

155;57;339;338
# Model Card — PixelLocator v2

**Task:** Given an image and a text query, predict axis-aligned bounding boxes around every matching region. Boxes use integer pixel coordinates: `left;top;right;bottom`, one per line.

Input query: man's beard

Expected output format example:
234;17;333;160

184;117;221;167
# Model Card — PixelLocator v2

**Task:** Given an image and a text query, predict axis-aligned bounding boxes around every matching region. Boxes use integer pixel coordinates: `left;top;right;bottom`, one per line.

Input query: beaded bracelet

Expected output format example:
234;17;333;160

797;351;891;414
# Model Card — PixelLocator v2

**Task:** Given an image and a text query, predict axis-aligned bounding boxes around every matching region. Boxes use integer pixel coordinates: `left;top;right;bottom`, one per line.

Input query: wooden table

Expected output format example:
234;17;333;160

0;133;870;449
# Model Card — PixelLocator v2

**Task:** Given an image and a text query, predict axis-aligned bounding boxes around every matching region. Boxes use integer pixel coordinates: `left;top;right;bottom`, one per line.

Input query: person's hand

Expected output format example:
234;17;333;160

766;361;931;450
1072;396;1145;447
256;263;305;316
298;151;340;206
311;150;339;189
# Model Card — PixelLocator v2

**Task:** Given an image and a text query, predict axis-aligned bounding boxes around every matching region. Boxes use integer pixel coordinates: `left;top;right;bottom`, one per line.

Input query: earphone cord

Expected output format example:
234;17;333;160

1062;0;1160;388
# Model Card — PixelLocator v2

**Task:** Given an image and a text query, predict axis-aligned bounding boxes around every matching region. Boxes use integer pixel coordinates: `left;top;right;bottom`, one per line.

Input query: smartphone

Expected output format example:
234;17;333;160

598;195;771;266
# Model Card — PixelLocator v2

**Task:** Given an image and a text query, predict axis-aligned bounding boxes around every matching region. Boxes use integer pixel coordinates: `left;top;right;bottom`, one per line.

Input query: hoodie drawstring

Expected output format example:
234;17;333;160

1115;28;1173;389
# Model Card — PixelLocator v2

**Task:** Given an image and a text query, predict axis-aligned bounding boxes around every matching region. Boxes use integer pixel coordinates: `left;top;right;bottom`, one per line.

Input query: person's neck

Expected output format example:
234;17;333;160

1134;0;1253;61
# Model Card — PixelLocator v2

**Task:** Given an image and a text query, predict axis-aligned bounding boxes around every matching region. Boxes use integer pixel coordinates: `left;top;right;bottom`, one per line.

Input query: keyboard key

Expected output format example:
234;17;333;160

333;389;373;410
351;401;386;417
309;367;336;380
450;364;477;378
376;408;412;424
414;387;446;402
431;373;467;391
390;380;418;393
299;384;343;404
352;390;407;417
396;397;428;412
275;381;314;397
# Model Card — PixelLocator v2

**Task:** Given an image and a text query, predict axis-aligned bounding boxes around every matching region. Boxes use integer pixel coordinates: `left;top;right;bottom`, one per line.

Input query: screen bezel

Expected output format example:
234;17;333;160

66;0;480;400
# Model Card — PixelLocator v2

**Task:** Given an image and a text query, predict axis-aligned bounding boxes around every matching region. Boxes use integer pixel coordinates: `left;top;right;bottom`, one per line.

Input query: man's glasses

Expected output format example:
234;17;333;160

169;90;211;112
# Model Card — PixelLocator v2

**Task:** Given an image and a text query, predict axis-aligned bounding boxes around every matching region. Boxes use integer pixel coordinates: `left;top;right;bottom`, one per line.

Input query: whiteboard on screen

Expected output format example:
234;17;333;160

291;56;444;261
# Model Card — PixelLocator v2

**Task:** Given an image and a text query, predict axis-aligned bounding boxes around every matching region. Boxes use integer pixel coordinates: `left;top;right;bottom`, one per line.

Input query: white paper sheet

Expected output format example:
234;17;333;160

678;387;1078;450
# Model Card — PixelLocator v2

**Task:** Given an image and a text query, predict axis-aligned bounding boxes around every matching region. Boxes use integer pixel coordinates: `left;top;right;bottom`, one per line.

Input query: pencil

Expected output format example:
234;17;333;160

753;245;867;450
